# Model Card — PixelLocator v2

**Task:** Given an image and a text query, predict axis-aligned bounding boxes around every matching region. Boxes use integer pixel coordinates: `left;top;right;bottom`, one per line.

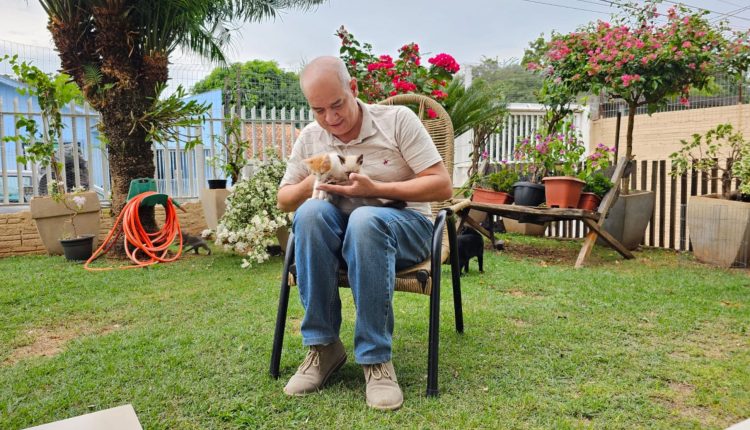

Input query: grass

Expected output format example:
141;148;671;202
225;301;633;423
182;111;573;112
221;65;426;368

1;235;749;429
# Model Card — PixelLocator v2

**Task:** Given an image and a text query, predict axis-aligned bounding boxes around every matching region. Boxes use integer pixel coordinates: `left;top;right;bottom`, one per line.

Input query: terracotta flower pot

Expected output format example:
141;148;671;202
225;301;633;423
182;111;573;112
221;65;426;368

578;192;601;211
471;187;513;205
542;176;585;208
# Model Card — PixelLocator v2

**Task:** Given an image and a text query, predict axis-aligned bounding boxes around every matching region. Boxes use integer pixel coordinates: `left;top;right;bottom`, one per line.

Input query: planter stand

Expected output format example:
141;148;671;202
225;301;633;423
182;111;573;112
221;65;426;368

30;191;101;255
453;158;634;268
199;188;230;230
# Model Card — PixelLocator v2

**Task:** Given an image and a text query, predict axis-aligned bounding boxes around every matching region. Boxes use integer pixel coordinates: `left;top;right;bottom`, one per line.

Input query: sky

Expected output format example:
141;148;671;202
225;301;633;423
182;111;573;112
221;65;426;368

1;0;749;82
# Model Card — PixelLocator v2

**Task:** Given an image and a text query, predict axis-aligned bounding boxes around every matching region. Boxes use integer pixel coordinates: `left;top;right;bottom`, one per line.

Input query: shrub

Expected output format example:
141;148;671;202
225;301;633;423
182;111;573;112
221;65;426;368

211;153;291;267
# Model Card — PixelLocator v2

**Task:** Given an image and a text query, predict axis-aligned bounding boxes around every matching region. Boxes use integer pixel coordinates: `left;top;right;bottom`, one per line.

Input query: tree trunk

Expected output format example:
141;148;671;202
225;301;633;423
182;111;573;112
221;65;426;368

100;102;158;249
621;102;637;194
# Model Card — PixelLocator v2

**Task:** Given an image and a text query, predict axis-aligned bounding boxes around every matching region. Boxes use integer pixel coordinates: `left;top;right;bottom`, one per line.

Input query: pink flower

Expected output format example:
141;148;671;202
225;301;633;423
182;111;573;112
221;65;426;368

679;97;690;106
427;108;437;119
621;74;641;87
682;41;692;48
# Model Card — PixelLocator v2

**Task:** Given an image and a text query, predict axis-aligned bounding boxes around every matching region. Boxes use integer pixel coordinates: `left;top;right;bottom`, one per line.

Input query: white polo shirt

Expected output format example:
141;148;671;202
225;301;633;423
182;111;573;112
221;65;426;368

280;99;443;217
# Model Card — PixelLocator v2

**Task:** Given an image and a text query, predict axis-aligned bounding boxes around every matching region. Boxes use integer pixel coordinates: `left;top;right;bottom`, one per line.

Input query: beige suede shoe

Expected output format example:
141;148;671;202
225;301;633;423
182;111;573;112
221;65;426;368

363;361;404;411
283;339;347;396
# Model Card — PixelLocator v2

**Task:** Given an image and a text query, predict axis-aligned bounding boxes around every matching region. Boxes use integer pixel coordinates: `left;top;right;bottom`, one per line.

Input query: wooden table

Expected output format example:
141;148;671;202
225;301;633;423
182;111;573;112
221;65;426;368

453;158;635;268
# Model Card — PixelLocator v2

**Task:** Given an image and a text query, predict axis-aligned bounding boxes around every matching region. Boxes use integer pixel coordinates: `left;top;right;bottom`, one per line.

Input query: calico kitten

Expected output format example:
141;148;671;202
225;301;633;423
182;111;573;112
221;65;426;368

303;153;362;201
303;152;406;213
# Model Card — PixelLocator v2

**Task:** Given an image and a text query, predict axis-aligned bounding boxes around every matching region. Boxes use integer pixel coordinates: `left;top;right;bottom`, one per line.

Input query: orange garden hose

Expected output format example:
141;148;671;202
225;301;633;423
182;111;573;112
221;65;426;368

84;191;183;271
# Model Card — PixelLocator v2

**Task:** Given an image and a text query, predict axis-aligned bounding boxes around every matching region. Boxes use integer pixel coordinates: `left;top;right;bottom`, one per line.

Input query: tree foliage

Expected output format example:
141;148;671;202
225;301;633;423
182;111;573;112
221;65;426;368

471;57;543;103
191;60;307;110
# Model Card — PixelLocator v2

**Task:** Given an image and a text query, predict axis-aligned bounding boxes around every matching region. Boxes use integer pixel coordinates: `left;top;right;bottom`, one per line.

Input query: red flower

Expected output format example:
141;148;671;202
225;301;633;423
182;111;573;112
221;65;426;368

428;53;460;73
427;108;437;119
431;89;448;100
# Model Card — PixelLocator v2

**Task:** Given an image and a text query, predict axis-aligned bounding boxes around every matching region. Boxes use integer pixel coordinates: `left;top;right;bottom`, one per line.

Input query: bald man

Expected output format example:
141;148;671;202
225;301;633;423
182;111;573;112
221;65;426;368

277;56;452;410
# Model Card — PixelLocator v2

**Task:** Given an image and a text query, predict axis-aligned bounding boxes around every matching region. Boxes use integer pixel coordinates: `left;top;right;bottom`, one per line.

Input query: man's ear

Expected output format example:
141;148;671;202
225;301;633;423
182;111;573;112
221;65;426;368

357;154;364;165
349;78;358;98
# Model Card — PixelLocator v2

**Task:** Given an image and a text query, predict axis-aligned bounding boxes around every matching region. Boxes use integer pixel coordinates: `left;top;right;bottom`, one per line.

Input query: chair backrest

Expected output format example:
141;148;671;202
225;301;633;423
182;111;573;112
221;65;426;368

378;94;454;216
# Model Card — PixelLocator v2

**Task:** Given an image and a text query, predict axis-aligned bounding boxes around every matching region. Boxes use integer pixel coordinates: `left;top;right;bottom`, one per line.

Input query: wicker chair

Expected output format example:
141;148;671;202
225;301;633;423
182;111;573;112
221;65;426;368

269;94;464;397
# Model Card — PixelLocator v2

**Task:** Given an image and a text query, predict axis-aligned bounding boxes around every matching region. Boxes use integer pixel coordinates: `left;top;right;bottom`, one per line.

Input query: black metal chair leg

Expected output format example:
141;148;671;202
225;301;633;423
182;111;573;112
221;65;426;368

427;257;441;397
426;212;446;397
270;233;295;379
447;214;464;334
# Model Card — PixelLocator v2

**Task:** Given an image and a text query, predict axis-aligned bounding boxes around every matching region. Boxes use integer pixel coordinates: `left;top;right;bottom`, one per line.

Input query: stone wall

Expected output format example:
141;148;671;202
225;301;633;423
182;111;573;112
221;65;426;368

0;200;208;258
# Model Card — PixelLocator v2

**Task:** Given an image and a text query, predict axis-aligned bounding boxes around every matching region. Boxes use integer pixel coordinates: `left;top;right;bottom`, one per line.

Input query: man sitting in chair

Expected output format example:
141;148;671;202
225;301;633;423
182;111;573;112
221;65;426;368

276;56;452;410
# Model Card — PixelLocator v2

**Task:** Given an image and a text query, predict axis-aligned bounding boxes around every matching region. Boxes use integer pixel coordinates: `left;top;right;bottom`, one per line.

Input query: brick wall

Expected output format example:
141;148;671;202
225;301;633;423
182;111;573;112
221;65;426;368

0;201;208;258
590;104;748;160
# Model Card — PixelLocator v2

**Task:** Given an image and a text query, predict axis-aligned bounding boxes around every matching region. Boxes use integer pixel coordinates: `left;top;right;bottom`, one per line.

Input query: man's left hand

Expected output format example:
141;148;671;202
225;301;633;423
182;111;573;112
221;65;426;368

316;173;378;198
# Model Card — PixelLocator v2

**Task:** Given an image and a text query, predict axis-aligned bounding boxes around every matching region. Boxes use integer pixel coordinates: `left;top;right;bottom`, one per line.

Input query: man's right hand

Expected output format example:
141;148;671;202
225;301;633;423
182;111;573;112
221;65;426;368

277;175;316;212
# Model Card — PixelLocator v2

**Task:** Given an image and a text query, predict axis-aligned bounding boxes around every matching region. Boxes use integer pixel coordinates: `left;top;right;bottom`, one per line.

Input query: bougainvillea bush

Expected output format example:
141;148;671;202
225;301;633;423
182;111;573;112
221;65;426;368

336;26;460;104
524;0;750;189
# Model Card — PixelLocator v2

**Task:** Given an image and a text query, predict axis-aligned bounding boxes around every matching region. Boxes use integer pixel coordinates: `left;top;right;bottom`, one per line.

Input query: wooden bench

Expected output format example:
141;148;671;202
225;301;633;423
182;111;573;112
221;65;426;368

454;158;634;268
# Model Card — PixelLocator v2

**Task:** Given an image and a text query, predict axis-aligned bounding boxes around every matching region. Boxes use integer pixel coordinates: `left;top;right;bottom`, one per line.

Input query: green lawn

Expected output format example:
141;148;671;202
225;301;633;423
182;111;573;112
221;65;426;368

1;235;749;429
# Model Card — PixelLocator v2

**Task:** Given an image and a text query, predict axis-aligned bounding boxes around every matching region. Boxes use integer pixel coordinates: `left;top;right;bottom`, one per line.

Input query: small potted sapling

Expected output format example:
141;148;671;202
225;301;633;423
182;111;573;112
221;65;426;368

670;123;750;267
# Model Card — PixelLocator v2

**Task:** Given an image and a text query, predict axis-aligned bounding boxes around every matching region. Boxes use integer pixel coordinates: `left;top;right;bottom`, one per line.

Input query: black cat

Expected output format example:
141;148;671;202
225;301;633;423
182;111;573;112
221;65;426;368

457;227;484;275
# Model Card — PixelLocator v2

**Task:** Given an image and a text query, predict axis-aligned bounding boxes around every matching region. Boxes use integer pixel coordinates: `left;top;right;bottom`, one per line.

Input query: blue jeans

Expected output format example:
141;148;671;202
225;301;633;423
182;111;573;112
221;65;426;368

293;199;433;364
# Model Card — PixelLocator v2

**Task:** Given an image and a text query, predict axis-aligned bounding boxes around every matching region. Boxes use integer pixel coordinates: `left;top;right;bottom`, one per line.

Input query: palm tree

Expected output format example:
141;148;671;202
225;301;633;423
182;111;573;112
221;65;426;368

443;76;507;178
39;0;324;229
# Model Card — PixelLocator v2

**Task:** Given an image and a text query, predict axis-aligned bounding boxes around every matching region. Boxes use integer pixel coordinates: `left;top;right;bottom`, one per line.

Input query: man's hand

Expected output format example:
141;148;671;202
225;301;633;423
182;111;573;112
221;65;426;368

316;162;452;203
316;173;377;198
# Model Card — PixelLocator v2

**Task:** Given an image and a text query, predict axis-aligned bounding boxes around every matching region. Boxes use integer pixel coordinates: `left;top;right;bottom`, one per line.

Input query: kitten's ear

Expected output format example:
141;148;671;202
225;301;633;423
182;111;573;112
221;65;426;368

337;155;346;165
357;154;364;165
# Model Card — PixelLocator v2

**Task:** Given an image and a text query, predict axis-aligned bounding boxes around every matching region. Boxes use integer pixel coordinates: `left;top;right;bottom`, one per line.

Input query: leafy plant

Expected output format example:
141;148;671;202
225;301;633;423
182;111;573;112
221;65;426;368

186;115;250;184
670;123;748;199
583;172;614;199
59;187;90;239
478;168;519;193
514;123;587;181
210;151;291;267
580;143;616;180
137;84;209;150
1;55;82;198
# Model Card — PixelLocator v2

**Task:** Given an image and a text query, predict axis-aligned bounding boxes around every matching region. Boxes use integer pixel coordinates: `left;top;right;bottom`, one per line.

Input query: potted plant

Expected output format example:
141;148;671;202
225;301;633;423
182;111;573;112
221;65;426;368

537;124;587;208
670;123;750;267
188;116;252;227
209;152;291;268
578;143;616;211
579;173;614;211
1;56;101;255
512;135;547;207
471;166;518;205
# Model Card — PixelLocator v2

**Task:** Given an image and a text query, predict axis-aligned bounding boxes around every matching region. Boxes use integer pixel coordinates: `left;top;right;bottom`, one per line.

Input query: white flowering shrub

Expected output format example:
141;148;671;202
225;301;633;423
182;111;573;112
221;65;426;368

214;155;291;268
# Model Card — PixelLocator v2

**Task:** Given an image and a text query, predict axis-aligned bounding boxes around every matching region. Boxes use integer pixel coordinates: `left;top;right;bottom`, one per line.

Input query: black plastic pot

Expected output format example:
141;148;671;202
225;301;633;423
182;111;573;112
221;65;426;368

207;179;227;189
60;234;95;261
512;181;546;206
